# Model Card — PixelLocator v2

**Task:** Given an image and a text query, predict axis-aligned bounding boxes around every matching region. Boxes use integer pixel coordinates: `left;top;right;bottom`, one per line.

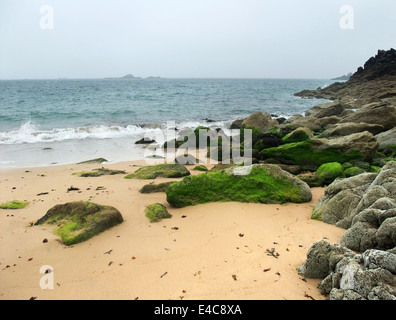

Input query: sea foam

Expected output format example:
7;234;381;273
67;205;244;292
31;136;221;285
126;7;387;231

0;121;162;145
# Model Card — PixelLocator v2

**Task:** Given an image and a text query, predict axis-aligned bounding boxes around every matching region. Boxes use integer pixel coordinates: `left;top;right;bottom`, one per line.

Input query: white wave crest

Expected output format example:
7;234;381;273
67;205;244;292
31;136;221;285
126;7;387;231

0;121;159;145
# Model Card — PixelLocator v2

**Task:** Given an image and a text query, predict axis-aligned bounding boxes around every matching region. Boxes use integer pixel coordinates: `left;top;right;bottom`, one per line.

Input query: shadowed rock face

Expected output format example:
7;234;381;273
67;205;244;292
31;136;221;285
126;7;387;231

35;201;123;246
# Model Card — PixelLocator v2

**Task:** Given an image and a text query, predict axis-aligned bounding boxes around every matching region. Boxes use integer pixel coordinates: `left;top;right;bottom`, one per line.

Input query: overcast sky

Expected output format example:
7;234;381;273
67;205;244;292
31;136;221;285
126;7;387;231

0;0;395;79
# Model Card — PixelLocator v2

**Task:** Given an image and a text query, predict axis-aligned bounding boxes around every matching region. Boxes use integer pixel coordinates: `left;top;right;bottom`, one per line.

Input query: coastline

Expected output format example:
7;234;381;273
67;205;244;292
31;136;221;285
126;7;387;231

0;160;344;300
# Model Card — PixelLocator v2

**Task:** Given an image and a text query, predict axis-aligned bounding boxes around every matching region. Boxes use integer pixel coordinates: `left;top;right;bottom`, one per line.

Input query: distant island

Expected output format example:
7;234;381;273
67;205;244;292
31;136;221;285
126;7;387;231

104;74;162;80
122;74;141;79
331;72;352;81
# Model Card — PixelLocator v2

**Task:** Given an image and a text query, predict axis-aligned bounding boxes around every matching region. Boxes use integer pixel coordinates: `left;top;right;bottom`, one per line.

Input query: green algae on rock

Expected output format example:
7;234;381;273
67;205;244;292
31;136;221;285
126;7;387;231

315;162;344;184
261;131;378;168
125;164;190;179
74;168;126;177
145;203;172;223
0;200;29;209
34;201;123;246
282;127;313;144
166;164;312;208
139;182;174;194
344;166;366;177
261;140;361;168
193;165;209;171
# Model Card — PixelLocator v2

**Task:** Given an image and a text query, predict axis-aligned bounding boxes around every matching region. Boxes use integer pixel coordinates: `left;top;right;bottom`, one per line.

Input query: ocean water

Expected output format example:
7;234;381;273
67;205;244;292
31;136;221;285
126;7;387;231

0;78;332;168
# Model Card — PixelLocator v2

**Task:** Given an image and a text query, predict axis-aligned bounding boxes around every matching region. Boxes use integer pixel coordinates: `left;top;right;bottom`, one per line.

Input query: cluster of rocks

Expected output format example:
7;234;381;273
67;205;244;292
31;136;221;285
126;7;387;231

298;240;396;300
298;160;396;300
295;50;396;300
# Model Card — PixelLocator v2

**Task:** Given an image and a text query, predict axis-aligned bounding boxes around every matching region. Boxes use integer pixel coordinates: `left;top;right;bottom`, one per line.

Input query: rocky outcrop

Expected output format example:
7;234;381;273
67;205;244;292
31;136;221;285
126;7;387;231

297;49;396;300
340;162;396;252
294;49;396;107
313;162;396;233
298;240;396;300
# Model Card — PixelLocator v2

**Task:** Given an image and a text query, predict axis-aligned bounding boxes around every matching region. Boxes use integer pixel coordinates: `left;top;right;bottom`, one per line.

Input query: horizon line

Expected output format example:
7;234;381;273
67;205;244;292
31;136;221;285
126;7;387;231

0;76;337;81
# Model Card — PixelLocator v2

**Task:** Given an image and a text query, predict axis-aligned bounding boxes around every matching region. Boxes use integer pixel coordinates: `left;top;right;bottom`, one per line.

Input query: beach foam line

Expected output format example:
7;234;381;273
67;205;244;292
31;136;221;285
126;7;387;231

0;120;233;145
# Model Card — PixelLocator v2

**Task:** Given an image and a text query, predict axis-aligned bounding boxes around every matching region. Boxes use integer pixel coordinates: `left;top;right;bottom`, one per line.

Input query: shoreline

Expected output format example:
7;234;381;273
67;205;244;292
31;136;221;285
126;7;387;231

0;159;345;300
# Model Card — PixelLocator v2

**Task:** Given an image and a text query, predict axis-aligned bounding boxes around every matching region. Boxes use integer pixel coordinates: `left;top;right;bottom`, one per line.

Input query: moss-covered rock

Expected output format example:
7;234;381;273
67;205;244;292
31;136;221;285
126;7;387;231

297;174;325;188
282;127;313;144
355;161;371;171
74;168;126;177
311;208;324;221
370;165;381;173
125;164;190;179
316;162;344;184
0;200;29;209
261;132;379;168
261;141;355;167
193;165;209;171
344;166;366;177
145;203;172;223
380;158;396;166
342;162;354;170
252;132;284;152
208;163;235;172
34;201;123;246
166;164;312;208
139;182;174;194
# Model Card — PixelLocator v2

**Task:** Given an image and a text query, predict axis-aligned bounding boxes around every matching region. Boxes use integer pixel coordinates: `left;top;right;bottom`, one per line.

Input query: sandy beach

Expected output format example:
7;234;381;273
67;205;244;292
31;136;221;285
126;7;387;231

0;160;345;300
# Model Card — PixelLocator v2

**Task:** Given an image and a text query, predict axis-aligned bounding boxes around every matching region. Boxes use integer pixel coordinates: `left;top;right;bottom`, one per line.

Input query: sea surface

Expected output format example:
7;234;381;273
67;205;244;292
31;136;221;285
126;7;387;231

0;78;333;168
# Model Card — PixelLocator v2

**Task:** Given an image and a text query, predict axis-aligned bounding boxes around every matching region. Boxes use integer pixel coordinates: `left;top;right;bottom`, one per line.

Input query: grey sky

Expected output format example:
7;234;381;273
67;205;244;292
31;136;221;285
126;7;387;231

0;0;395;79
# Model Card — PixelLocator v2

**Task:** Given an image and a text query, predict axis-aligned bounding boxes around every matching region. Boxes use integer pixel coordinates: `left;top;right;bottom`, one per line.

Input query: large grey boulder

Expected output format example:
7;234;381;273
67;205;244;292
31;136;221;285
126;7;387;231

340;162;396;251
375;127;396;149
241;111;279;132
340;102;396;131
282;115;321;131
314;162;396;235
305;101;347;118
312;173;377;228
319;131;379;162
321;122;385;138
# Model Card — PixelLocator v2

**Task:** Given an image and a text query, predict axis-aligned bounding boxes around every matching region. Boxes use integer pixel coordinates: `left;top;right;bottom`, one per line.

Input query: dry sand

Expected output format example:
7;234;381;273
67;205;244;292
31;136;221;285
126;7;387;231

0;161;345;300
